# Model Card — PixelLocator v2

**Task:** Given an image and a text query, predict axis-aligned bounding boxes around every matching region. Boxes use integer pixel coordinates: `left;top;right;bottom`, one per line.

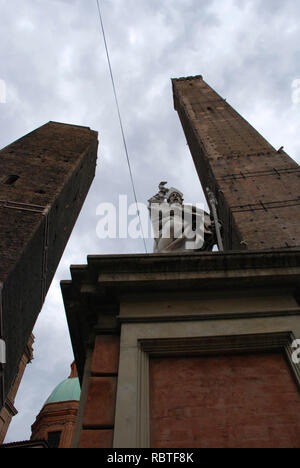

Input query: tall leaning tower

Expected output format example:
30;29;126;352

172;75;300;251
0;121;98;434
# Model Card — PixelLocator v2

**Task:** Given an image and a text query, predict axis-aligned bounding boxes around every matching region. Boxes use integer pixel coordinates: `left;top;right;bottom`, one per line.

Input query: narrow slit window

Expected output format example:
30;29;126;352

4;175;19;185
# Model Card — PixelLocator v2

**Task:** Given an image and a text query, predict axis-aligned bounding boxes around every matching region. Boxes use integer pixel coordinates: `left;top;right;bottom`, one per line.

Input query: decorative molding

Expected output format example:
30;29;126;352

4;398;17;417
119;308;300;324
139;332;295;357
136;346;150;448
85;249;300;279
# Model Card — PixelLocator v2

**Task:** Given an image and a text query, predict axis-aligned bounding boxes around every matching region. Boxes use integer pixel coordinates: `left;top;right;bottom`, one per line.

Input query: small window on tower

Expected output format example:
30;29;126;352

47;431;62;449
3;175;19;185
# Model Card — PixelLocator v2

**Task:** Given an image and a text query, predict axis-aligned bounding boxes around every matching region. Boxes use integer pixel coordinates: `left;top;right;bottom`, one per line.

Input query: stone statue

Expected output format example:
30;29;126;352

148;182;216;253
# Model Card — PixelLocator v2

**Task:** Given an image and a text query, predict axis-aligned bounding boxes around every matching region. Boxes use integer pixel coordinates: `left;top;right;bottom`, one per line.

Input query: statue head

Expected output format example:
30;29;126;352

166;187;184;205
148;183;184;206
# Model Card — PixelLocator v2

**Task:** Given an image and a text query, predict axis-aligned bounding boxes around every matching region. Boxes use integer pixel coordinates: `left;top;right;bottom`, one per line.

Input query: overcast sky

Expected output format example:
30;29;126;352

1;0;300;443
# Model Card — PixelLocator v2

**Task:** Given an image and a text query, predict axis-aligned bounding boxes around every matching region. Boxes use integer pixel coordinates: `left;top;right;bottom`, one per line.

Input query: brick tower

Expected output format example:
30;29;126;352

172;75;300;251
0;122;98;419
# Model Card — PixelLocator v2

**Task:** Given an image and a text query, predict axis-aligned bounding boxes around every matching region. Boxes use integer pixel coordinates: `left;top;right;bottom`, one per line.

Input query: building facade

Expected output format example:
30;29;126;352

62;250;300;448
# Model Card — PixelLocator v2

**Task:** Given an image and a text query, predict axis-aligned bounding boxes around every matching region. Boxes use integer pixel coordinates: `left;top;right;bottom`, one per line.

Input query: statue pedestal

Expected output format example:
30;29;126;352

62;250;300;448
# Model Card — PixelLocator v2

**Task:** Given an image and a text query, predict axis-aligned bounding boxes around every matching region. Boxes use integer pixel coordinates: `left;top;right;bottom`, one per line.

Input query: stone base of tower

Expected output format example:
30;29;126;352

61;249;300;448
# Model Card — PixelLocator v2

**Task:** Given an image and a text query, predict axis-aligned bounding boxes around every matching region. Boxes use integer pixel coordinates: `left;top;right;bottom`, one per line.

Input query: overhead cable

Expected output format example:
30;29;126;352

96;0;148;253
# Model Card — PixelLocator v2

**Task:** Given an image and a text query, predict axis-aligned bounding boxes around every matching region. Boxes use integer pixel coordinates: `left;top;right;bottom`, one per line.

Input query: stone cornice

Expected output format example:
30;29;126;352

63;250;300;298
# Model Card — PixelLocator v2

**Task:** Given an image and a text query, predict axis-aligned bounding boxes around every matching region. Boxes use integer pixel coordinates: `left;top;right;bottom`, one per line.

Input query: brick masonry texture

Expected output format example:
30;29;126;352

150;353;300;448
91;335;120;375
172;76;300;250
0;121;98;404
79;429;114;449
83;377;117;428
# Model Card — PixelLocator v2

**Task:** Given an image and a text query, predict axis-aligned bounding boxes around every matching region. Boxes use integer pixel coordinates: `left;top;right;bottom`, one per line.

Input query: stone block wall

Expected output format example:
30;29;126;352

78;335;120;448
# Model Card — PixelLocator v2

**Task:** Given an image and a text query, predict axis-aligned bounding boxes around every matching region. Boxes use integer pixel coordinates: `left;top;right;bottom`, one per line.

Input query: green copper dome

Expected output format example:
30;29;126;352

44;377;81;406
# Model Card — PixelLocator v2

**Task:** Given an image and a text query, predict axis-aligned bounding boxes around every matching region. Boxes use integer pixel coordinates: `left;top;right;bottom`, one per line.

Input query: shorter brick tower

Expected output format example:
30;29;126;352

0;122;98;413
31;362;80;448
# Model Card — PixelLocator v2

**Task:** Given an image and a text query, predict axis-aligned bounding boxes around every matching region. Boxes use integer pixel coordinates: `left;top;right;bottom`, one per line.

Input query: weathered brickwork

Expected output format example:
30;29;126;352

79;429;113;449
31;400;79;448
150;353;300;448
78;335;120;449
172;76;300;250
0;122;98;407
